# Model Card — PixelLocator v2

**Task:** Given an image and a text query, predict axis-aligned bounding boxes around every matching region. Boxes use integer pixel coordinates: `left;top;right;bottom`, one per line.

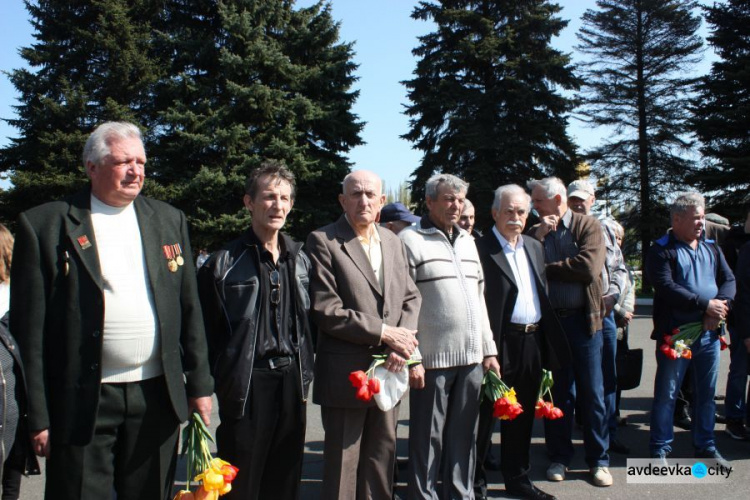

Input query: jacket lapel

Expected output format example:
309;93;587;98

335;216;382;295
133;197;165;301
487;233;517;288
66;192;103;292
522;235;546;287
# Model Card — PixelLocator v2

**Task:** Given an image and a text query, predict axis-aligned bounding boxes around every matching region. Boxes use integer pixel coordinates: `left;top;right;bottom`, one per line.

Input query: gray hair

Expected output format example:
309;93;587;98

492;184;531;211
425;173;469;199
83;122;143;167
463;198;474;212
527;177;567;202
604;219;624;240
670;192;705;217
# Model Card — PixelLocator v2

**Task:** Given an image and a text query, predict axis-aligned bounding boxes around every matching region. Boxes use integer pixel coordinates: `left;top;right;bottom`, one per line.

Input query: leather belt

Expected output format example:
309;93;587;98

508;323;540;333
254;354;294;370
554;308;584;318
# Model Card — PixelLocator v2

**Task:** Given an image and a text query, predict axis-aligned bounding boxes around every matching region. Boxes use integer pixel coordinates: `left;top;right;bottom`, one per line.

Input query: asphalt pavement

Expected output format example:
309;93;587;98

18;306;750;498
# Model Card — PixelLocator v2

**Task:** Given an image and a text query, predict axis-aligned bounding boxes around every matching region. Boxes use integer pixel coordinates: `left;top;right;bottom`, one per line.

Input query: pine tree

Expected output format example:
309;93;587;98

0;0;162;222
403;0;580;228
690;0;750;217
149;0;362;248
576;0;702;269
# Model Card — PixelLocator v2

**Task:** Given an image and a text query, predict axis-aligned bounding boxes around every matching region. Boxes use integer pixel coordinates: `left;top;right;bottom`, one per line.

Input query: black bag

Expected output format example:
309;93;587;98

616;327;643;391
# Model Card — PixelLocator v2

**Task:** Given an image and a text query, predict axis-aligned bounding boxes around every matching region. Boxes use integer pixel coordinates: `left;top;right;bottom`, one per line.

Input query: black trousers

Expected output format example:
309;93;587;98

45;376;179;500
475;329;543;495
216;360;306;500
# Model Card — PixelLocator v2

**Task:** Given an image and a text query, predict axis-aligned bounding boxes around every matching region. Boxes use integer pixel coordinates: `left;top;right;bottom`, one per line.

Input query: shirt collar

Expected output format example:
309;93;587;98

492;226;524;251
560;209;573;228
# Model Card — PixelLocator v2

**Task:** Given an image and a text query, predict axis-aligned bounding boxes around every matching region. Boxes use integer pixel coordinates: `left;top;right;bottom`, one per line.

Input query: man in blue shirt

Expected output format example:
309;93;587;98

646;192;735;466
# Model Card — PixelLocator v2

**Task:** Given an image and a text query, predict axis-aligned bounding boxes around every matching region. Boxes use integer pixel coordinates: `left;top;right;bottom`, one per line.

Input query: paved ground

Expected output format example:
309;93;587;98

19;306;750;498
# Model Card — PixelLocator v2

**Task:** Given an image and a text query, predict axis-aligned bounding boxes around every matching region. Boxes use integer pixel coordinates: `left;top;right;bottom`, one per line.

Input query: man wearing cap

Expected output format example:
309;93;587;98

380;202;420;235
567;180;630;455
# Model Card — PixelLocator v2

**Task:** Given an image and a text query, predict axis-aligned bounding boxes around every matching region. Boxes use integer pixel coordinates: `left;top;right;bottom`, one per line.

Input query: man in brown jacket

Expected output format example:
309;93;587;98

527;177;611;488
306;170;421;500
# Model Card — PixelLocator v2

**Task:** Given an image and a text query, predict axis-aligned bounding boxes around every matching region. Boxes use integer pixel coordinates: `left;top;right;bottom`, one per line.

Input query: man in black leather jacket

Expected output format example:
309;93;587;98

197;161;314;500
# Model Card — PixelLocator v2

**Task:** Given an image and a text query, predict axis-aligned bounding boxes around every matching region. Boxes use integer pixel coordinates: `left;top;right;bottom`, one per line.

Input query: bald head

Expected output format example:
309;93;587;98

339;170;386;236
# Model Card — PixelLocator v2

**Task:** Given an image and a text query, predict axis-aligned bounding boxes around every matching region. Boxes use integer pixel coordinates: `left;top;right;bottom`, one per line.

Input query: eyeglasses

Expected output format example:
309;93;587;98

270;269;280;306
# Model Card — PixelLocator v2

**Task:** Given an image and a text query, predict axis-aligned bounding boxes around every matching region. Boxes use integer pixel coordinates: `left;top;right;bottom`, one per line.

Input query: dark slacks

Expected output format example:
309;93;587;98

320;403;398;500
45;376;179;500
475;329;543;496
216;361;306;500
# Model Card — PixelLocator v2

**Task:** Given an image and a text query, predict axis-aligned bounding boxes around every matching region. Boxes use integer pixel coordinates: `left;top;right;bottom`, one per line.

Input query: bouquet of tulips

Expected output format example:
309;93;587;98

534;369;563;419
482;370;523;420
660;320;727;360
350;354;421;410
173;412;239;500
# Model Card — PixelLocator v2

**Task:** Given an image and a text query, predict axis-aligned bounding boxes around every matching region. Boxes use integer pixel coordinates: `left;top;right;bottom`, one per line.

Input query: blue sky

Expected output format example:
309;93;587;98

0;0;713;191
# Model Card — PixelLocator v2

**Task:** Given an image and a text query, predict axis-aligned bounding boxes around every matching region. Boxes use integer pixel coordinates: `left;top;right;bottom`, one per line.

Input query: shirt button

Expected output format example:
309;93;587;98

92;330;100;338
91;363;98;371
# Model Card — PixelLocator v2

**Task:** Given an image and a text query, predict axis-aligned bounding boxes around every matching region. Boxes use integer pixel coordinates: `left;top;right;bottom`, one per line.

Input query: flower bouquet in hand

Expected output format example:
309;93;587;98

350;354;421;411
482;370;523;420
660;320;726;360
534;369;563;420
172;412;239;500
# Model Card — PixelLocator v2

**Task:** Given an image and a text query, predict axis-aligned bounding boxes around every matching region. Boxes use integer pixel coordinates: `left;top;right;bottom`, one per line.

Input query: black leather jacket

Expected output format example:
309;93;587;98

197;231;315;419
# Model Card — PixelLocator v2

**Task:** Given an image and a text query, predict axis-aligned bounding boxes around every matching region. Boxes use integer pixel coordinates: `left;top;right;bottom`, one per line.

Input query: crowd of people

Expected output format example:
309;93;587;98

0;121;748;500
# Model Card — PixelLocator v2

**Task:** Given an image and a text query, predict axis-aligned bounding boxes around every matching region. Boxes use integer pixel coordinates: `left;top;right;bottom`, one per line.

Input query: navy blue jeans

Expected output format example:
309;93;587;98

544;312;609;467
724;325;750;421
650;329;720;456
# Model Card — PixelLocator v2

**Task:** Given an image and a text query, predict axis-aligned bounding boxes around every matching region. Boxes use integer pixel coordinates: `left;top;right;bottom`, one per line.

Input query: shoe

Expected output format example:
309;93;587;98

651;453;668;467
506;482;557;500
484;453;502;471
715;413;727;424
725;419;749;440
590;466;613;487
674;415;692;430
616;415;628;427
609;438;631;454
546;462;566;481
695;448;731;469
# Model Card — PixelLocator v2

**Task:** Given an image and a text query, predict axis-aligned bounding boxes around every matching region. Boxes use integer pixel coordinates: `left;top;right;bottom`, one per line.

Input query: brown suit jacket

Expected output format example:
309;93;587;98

306;215;421;408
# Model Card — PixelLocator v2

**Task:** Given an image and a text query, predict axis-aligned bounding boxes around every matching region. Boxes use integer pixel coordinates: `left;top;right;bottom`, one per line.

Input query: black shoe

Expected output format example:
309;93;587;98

725;419;749;440
674;415;692;430
506;483;557;500
715;413;727;424
695;448;731;469
609;438;631;454
616;415;628;427
484;454;501;471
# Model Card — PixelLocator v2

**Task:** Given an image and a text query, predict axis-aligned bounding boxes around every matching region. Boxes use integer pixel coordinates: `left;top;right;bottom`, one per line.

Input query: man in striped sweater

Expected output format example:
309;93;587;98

400;173;499;499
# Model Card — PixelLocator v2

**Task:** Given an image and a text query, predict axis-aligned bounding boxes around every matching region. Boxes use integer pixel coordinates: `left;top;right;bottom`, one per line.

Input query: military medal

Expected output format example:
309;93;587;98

162;245;178;272
64;251;70;276
174;243;185;266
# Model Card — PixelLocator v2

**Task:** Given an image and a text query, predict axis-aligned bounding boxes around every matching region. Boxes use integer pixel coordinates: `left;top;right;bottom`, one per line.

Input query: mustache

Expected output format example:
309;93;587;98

507;221;524;227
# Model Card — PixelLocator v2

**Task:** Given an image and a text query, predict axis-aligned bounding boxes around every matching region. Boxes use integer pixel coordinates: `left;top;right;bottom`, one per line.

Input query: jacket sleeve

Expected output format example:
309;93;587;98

396;238;421;331
306;231;383;346
716;245;736;305
197;253;226;369
8;212;50;432
734;243;750;340
176;211;214;399
545;216;605;284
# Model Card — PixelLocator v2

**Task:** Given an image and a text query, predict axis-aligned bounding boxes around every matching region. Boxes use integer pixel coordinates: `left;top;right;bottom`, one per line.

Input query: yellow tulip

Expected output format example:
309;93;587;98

219;482;232;496
194;486;219;500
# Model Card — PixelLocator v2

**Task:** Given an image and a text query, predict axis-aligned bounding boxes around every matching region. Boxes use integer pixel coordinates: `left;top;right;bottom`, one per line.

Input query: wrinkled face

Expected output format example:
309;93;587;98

569;195;594;215
339;171;385;230
459;205;475;233
426;184;465;231
530;186;560;217
492;193;529;241
244;175;293;233
87;136;146;207
672;205;705;243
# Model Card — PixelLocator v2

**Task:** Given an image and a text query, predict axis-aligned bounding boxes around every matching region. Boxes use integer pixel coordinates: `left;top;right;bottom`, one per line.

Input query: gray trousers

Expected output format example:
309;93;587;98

408;363;483;500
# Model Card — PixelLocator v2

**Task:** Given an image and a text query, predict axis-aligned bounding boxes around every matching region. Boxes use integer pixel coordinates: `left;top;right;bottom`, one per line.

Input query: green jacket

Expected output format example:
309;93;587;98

9;189;213;445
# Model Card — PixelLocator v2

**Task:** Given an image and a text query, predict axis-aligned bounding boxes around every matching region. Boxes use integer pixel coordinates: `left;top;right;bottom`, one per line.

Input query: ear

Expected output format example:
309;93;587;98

338;193;346;211
243;194;254;214
85;161;96;179
554;194;562;206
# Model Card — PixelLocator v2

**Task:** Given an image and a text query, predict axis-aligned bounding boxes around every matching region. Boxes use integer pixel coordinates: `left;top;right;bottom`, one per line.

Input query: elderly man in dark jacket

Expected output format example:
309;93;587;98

198;161;314;500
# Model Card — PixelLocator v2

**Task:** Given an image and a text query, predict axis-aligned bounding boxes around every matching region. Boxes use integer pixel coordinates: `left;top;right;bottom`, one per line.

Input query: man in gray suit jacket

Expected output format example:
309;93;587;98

306;170;421;500
10;122;213;500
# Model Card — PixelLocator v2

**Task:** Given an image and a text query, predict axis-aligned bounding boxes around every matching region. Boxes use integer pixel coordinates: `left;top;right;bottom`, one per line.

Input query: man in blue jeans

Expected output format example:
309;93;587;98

646;192;735;466
528;177;611;488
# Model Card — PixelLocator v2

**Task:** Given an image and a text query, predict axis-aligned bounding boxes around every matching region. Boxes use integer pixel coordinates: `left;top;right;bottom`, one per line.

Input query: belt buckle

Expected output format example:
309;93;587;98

524;324;533;333
268;357;279;370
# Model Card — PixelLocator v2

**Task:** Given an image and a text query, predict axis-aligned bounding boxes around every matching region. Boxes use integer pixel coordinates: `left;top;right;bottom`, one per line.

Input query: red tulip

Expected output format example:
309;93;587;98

349;370;367;388
367;377;381;394
355;384;372;402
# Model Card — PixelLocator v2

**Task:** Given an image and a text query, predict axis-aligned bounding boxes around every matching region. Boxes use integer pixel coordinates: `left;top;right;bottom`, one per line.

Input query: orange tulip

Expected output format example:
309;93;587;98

173;490;195;500
194;487;219;500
